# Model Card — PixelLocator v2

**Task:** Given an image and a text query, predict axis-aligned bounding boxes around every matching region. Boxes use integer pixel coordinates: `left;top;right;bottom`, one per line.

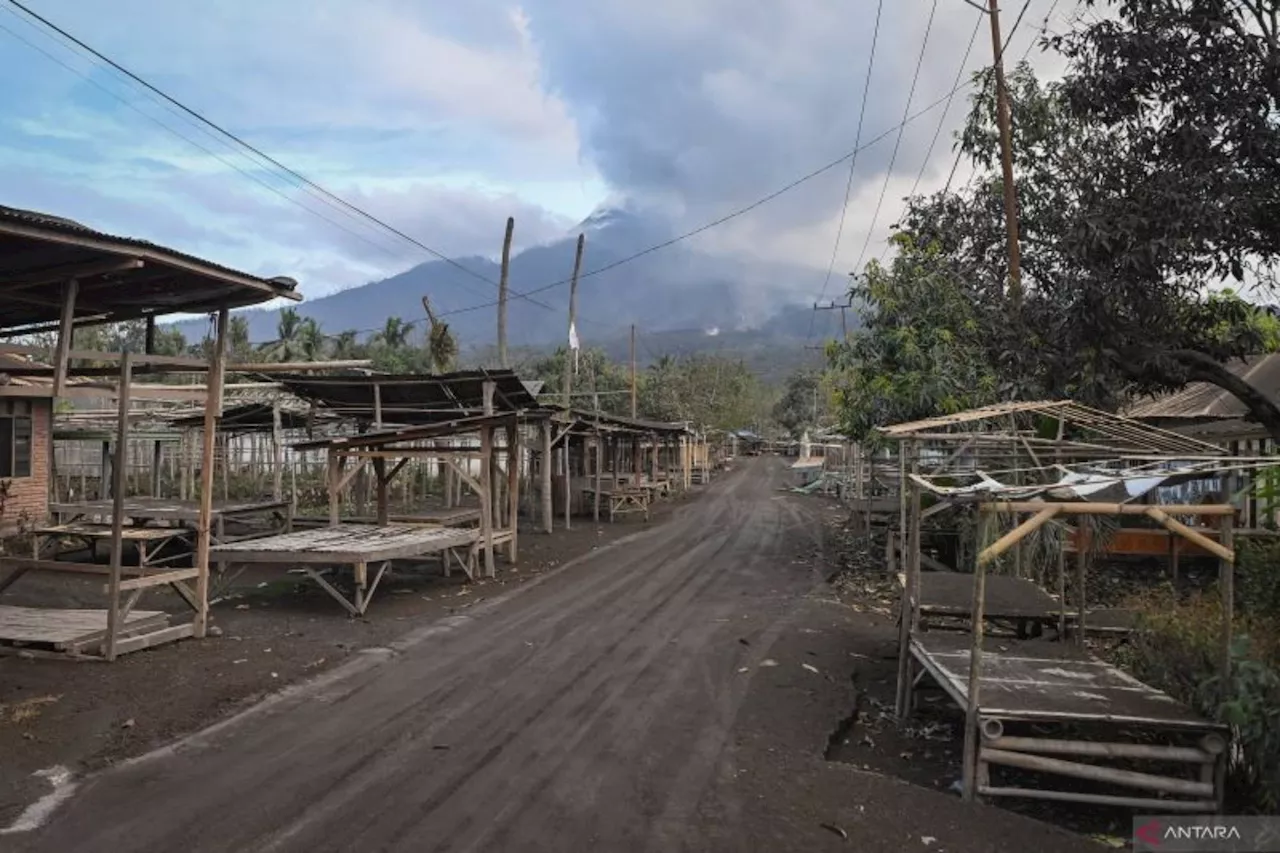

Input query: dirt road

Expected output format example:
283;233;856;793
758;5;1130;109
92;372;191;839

10;459;1095;852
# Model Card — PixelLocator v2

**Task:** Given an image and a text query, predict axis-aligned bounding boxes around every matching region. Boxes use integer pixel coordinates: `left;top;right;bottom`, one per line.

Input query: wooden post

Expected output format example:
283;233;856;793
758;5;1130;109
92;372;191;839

100;440;111;499
373;457;389;526
328;453;343;525
1057;536;1067;638
53;279;78;398
195;306;228;640
593;433;603;522
962;512;991;801
1219;513;1235;689
104;352;132;660
481;380;496;576
1075;546;1088;646
271;401;283;501
151;440;163;497
506;421;519;561
373;382;383;430
630;323;638;417
497;216;515;367
541;420;553;533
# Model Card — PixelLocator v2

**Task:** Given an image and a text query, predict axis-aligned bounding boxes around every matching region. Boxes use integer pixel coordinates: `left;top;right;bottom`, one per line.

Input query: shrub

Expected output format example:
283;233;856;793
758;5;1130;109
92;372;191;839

1119;590;1280;813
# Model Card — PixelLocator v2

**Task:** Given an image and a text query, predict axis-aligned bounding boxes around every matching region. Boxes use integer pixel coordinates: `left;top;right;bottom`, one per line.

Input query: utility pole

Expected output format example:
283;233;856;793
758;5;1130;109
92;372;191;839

629;324;638;418
814;297;852;339
561;233;585;532
497;216;514;367
986;0;1022;306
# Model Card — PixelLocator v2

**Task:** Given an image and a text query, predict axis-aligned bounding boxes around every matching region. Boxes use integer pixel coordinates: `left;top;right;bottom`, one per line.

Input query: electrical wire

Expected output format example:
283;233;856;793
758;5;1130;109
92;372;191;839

806;0;885;342
851;0;939;276
437;75;986;320
2;0;567;314
942;0;1038;194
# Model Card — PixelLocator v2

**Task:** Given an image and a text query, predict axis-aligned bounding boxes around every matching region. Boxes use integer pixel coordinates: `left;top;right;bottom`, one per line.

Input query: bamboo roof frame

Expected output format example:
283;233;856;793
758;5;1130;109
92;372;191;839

877;400;1224;458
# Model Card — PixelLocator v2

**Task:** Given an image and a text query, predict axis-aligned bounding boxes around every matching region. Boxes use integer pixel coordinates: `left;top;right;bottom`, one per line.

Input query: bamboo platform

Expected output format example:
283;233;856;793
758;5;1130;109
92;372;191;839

0;605;184;659
51;497;290;524
211;524;481;616
907;632;1226;812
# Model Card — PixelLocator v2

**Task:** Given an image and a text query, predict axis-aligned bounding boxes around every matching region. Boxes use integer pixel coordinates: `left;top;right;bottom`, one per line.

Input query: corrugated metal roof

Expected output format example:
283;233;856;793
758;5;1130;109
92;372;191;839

0;205;298;293
0;204;299;329
276;369;538;425
1125;354;1280;420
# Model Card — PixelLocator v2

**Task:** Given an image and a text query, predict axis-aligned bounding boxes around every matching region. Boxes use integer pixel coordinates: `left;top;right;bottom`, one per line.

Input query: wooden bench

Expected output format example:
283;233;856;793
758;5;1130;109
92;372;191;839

582;487;651;522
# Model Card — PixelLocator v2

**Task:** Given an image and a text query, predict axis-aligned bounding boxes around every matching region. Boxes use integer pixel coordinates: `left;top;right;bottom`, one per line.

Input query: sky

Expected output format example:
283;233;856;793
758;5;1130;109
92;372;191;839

0;0;1075;308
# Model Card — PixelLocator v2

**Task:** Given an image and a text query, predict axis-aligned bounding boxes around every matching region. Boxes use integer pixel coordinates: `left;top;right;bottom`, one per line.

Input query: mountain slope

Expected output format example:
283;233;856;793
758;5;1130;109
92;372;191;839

172;206;851;358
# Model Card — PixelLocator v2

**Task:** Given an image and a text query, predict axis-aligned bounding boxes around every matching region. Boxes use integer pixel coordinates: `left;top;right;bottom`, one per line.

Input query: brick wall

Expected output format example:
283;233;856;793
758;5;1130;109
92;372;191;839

0;398;50;534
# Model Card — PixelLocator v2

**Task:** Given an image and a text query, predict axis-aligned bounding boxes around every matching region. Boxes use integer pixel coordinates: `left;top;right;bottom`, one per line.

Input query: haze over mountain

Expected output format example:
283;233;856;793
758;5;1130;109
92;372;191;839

177;204;849;352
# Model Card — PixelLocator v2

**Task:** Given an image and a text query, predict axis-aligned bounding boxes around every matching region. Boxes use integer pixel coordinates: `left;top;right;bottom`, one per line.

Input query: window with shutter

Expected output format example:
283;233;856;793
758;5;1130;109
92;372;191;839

12;416;31;478
0;418;11;478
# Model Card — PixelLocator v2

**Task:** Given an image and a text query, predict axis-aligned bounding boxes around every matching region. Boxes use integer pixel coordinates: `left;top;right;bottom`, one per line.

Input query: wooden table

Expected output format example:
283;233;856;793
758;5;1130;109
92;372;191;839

582;487;651;522
49;497;293;544
210;524;482;616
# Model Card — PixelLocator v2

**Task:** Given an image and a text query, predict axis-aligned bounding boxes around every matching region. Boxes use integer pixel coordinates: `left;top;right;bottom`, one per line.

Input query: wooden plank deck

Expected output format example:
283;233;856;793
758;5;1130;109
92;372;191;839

35;522;191;542
910;632;1219;729
210;523;479;564
912;573;1062;621
0;605;168;648
292;508;482;528
51;497;289;523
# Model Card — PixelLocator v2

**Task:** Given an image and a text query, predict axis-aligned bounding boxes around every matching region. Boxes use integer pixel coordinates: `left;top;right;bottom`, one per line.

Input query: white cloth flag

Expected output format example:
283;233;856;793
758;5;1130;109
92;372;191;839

568;321;580;374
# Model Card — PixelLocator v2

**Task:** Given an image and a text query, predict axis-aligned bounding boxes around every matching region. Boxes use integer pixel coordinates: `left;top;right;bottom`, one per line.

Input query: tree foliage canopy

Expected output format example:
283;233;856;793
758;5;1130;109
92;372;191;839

829;1;1280;439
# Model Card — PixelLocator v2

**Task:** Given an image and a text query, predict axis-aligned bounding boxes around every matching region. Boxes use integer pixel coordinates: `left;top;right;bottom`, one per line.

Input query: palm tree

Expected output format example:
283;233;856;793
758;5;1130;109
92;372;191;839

374;316;413;350
297;318;324;361
422;296;458;373
329;330;362;360
259;307;305;362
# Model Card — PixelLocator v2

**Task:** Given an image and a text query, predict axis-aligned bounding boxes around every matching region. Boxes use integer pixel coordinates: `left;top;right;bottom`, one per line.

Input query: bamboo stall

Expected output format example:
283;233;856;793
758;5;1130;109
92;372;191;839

878;400;1246;812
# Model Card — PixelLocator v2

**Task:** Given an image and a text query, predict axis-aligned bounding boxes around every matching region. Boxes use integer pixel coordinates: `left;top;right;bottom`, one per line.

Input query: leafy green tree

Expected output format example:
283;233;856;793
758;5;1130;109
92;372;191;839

773;371;830;437
826;244;1000;440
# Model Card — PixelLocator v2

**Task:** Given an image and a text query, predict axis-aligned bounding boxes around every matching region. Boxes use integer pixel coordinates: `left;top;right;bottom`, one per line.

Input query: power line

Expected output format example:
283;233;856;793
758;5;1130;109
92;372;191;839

907;15;984;207
438;74;986;321
3;0;564;314
876;11;984;268
0;13;417;267
851;0;939;276
943;0;1038;194
806;0;885;342
1021;0;1065;62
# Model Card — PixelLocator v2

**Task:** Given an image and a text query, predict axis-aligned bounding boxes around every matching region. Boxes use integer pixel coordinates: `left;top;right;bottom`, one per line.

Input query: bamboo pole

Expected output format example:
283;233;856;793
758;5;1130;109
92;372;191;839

980;748;1214;798
272;401;283;500
507;421;519;561
962;512;991;802
1219;512;1235;689
104;352;132;661
541;421;553;533
978;507;1061;566
497;216;514;368
1145;506;1234;562
982;501;1237;516
194;306;228;640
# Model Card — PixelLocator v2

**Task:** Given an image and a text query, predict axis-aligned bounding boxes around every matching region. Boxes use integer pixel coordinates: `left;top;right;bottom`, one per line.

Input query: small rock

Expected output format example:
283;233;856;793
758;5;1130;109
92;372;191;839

270;672;279;679
921;837;937;847
207;625;224;637
121;718;135;729
760;659;779;667
17;650;34;660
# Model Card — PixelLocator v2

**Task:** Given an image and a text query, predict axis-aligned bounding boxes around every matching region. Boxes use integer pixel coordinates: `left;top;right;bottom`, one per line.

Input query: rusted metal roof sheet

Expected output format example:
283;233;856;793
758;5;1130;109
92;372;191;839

277;369;537;425
0;205;299;330
1125;354;1280;420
